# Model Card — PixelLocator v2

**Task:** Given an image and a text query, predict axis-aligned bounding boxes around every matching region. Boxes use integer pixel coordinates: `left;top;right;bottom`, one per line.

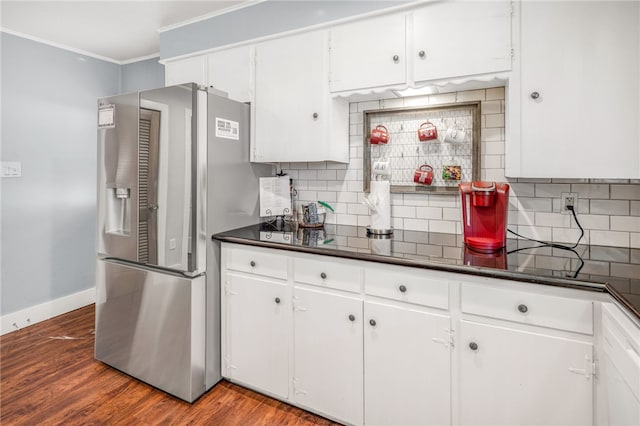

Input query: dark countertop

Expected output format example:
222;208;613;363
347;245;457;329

213;222;640;321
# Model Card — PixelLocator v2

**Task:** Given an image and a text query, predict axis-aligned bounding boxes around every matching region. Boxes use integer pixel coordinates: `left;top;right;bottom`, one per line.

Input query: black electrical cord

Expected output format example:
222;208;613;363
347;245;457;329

507;205;585;278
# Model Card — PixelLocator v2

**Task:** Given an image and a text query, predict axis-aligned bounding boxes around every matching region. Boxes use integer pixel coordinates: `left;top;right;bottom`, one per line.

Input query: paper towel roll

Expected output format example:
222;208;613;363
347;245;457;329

370;180;391;231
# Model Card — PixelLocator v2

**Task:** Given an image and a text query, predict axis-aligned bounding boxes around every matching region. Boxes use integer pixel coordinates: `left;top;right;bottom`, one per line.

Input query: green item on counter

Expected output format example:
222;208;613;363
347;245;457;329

318;201;334;213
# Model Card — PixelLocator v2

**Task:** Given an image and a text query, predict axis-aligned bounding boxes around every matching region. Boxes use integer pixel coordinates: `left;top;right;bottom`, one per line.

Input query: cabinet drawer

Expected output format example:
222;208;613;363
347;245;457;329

226;246;287;280
461;283;593;334
293;257;361;293
365;266;449;310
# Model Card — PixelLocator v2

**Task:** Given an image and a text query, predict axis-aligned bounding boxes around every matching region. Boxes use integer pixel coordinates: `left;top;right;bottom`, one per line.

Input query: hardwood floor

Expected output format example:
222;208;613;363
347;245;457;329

0;305;340;425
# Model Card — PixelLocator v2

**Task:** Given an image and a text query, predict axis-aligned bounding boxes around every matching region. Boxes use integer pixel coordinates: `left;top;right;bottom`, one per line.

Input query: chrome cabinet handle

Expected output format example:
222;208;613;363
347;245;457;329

250;261;256;267
320;272;327;279
147;204;159;211
348;314;356;322
518;304;528;313
418;50;426;58
275;297;281;304
369;319;377;327
469;342;478;351
530;91;540;99
312;112;318;120
398;284;407;293
392;54;399;63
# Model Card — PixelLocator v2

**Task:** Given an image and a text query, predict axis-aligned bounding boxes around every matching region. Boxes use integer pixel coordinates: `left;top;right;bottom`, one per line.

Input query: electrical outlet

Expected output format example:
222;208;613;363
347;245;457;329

561;192;578;214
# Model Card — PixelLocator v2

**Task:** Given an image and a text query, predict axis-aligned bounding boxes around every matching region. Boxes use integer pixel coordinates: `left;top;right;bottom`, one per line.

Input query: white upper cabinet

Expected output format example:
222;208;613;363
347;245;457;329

329;14;407;93
164;55;208;86
164;47;252;103
328;1;512;94
208;45;253;103
252;30;349;163
412;0;512;82
507;1;640;178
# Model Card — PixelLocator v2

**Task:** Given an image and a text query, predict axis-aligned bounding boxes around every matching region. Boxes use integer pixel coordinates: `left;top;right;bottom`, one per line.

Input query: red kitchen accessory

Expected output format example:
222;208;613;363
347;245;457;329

463;246;508;269
417;121;438;141
459;181;510;252
370;125;389;145
413;164;434;185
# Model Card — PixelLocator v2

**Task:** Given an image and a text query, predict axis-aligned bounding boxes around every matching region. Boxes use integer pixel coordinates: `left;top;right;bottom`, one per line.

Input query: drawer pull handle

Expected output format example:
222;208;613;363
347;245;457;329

469;342;478;351
250;261;256;267
348;314;356;322
518;304;528;313
398;284;407;293
320;272;327;279
392;54;400;63
418;50;426;58
530;91;540;100
275;297;281;304
369;319;377;327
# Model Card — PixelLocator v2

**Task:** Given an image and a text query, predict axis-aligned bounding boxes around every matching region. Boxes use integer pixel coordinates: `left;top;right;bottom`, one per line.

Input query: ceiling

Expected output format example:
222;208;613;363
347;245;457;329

0;1;251;63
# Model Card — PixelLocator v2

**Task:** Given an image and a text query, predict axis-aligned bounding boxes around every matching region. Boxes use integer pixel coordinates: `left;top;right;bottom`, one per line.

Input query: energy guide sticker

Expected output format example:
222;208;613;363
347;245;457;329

98;105;115;128
215;117;239;140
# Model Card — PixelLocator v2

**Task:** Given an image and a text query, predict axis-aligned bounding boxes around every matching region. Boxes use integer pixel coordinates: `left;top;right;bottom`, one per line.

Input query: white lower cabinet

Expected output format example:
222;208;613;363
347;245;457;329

219;243;639;426
223;272;289;399
293;286;363;425
458;320;593;426
364;300;451;426
599;303;640;426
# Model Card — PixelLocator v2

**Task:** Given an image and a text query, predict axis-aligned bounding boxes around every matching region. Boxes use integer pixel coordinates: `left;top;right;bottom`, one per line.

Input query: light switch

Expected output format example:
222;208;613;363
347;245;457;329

169;238;176;250
1;162;22;178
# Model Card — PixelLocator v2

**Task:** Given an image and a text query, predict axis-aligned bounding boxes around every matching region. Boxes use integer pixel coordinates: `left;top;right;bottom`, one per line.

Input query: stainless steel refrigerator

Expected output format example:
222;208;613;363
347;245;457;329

95;83;272;402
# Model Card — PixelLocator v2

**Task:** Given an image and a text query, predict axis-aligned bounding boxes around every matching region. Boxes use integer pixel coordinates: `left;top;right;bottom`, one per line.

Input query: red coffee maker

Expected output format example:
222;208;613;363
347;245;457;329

459;181;510;252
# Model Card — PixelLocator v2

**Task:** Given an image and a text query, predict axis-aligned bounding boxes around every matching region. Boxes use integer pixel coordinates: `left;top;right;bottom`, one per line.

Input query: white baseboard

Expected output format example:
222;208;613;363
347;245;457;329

1;288;95;336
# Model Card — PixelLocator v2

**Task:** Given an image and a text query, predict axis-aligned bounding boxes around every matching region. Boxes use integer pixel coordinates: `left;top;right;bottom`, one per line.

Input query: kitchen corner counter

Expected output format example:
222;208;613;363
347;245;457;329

213;223;640;321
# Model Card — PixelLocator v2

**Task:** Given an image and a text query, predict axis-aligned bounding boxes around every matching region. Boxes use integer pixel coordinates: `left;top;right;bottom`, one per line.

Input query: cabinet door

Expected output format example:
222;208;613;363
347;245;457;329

459;320;593;426
601;303;640;426
253;31;328;162
224;273;288;399
293;287;363;425
329;14;406;92
364;301;451;426
513;1;640;178
412;1;511;83
164;56;208;86
208;46;252;103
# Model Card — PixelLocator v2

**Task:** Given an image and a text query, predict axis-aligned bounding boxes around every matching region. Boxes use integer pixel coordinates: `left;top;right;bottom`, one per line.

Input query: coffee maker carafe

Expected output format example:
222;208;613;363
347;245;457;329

459;181;510;252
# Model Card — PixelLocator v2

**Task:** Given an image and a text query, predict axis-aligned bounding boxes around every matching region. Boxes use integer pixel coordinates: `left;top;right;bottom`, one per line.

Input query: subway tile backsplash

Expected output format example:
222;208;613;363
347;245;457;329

280;88;640;249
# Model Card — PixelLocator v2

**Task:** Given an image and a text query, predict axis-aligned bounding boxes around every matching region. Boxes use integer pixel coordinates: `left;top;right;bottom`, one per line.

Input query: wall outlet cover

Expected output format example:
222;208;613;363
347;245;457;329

1;162;22;178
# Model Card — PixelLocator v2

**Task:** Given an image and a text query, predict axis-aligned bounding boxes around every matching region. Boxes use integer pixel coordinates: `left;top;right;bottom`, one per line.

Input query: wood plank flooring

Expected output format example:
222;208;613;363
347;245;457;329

0;305;340;425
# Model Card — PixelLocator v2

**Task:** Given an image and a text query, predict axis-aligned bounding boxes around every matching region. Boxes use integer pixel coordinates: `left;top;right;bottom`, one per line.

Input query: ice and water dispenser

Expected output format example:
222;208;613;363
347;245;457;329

459;181;510;252
105;186;131;235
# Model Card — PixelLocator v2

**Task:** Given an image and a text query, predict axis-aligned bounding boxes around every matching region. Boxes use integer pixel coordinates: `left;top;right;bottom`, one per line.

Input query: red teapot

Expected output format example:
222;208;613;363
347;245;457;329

370;125;389;145
417;121;438;142
413;164;434;185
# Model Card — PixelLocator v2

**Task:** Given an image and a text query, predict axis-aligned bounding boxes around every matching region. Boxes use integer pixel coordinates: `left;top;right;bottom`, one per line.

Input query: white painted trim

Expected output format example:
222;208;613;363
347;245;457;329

0;28;121;64
157;0;267;33
0;288;95;336
120;53;161;65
